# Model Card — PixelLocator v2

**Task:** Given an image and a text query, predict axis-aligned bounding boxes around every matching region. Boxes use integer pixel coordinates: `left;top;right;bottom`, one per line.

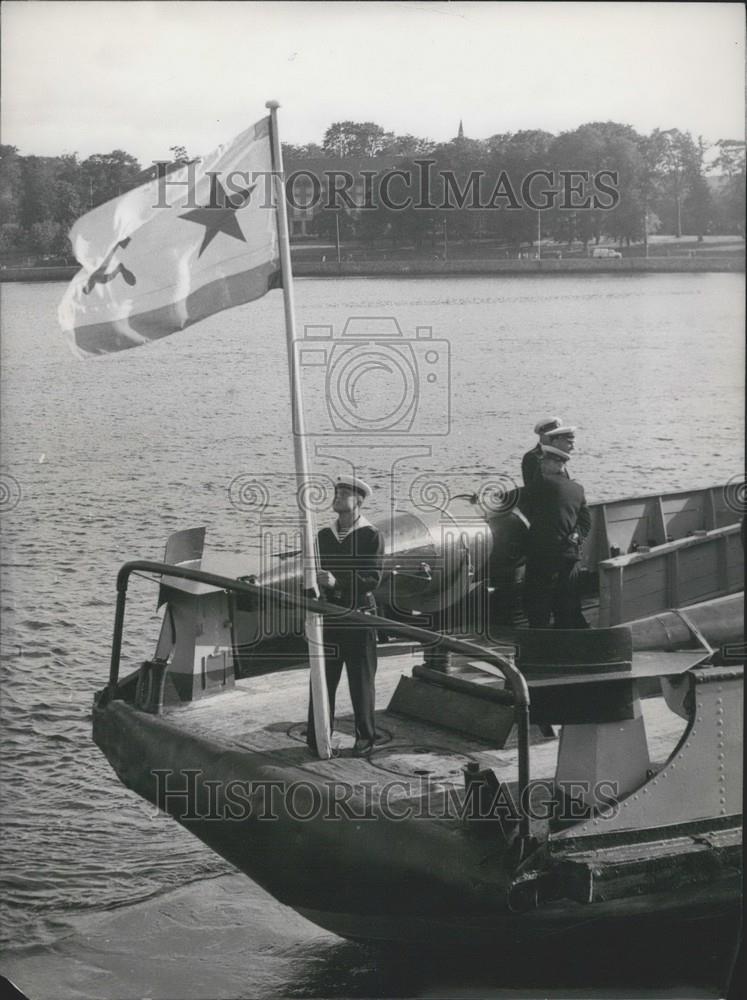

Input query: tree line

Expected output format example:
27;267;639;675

0;121;743;261
287;121;744;250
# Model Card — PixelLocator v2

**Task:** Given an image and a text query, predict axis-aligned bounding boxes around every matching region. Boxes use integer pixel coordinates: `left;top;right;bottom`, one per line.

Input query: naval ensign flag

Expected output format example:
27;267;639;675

58;116;279;356
60;104;334;760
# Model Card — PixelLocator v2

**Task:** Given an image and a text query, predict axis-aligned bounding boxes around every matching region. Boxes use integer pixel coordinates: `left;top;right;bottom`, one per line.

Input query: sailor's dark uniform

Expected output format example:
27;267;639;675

524;469;591;628
521;444;543;487
308;518;384;750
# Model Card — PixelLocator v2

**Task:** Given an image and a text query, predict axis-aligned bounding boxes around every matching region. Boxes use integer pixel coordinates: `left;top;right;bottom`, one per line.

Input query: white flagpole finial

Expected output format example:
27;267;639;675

265;100;280;110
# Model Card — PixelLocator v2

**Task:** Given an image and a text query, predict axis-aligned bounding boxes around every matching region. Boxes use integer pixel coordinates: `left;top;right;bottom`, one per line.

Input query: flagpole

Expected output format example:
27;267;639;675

266;100;332;760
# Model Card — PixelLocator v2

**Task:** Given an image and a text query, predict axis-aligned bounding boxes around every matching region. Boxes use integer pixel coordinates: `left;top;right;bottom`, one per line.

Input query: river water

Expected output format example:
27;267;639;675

0;274;744;992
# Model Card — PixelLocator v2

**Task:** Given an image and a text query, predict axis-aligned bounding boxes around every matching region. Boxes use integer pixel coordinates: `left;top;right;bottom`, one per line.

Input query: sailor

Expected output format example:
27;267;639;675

522;416;562;486
544;425;576;465
307;475;385;757
524;444;591;628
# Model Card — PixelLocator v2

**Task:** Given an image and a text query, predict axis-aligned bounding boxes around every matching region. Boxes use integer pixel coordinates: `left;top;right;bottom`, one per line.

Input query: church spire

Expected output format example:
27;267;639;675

457;119;464;140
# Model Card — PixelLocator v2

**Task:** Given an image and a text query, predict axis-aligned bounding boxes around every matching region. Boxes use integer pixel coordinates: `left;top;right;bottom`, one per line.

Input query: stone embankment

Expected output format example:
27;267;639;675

1;255;743;283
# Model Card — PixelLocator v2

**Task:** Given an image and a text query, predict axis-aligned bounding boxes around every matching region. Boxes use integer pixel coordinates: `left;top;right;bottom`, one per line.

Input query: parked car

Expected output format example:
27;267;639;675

591;247;622;259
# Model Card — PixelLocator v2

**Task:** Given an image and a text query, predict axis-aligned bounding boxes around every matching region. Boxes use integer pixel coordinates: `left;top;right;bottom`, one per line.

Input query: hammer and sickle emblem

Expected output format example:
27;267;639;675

83;238;137;294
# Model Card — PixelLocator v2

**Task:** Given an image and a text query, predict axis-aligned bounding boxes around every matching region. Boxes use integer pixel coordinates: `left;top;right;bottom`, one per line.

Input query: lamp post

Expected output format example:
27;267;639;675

537;210;541;260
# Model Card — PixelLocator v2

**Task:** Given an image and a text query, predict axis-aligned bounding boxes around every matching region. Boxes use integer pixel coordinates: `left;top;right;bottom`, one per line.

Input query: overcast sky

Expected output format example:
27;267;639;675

1;1;744;166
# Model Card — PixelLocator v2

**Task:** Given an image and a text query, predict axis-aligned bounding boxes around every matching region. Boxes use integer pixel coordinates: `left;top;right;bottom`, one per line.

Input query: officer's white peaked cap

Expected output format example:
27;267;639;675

541;444;571;461
546;425;576;439
534;416;562;435
336;475;372;500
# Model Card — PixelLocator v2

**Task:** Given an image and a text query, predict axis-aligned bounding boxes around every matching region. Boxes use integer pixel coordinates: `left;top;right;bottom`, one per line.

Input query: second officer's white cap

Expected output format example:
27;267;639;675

546;425;576;439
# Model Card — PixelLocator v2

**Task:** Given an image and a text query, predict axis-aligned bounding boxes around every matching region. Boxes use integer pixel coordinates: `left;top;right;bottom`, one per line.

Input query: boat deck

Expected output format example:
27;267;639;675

157;648;690;797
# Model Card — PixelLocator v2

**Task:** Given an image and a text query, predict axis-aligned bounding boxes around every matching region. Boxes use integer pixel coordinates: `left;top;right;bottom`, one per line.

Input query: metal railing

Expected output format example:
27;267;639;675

108;560;533;836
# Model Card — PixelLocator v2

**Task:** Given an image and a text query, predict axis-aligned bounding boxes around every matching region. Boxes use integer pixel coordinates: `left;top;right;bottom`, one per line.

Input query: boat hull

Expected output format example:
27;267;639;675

294;880;742;947
93;692;742;949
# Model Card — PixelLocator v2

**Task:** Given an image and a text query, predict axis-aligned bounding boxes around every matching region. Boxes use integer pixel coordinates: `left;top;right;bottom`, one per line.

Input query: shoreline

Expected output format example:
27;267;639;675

0;255;744;283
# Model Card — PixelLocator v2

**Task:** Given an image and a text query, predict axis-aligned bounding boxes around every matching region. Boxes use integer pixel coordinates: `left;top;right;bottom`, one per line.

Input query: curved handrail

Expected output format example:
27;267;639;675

107;559;533;835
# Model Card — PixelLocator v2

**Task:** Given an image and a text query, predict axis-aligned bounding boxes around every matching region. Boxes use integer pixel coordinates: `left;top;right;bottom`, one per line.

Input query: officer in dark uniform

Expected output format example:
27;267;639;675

522;416;562;486
307;475;384;757
524;445;591;628
544;425;576;467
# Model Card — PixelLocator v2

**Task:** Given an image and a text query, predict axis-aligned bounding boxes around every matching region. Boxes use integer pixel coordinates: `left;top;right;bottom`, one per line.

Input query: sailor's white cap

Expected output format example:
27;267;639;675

546;425;576;439
534;416;562;435
541;444;571;461
335;474;372;500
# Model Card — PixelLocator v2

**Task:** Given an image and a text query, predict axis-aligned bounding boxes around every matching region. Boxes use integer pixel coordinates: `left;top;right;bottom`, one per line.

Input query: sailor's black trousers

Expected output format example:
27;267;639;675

524;553;587;628
307;622;377;749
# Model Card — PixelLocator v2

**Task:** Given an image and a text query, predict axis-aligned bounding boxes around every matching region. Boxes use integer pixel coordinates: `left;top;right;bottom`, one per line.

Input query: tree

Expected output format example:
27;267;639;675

379;133;434;156
0;224;24;255
282;142;324;160
713;139;746;178
80;149;141;208
314;206;356;244
3;147;145;258
29;219;63;255
650;128;701;237
354;205;389;246
543;123;651;247
682;137;712;239
19;156;60;229
635;133;668;249
53;181;81;239
548;126;608;247
712;140;746;235
322;121;392;157
683;171;712;240
484;130;555;247
486;129;554;163
602;135;648;245
0;145;23;226
427;137;489;243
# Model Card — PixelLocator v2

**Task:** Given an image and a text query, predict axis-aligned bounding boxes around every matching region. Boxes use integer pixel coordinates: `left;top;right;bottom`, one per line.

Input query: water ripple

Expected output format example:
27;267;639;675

1;273;743;954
